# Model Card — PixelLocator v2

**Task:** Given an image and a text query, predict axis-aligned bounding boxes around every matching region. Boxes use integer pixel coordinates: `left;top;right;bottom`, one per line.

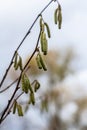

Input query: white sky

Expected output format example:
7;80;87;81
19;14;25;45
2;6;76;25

0;1;87;129
0;0;87;81
0;0;87;74
0;0;87;71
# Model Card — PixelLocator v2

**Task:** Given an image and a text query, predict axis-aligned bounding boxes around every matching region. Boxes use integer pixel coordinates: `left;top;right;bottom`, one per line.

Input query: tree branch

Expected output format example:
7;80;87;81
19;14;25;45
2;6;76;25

0;0;60;124
0;30;41;124
0;0;54;88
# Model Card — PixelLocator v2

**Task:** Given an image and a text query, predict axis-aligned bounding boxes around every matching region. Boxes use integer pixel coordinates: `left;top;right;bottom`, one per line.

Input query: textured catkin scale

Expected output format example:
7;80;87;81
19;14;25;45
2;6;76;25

42;24;45;33
43;33;48;55
24;75;30;93
34;81;40;92
22;74;28;93
42;33;48;55
38;53;47;71
36;54;42;69
30;92;35;105
18;56;23;71
44;22;51;38
27;81;33;93
22;74;33;93
54;8;58;24
17;104;23;116
24;74;33;93
40;32;48;55
13;100;17;114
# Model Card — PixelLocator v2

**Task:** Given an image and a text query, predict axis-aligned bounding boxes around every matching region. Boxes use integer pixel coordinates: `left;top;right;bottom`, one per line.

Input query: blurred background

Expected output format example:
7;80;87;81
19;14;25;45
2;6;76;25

0;0;87;130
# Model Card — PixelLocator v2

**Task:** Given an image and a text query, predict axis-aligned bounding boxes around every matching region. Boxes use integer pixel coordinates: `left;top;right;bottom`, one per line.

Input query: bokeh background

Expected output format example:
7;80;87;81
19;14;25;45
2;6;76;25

0;0;87;130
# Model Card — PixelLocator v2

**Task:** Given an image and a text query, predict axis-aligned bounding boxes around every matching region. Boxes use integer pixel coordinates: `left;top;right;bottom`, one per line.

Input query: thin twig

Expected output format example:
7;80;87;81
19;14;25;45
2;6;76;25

0;0;59;124
0;66;31;93
1;92;24;123
0;0;54;88
1;78;38;122
0;78;18;93
1;78;41;122
0;30;41;124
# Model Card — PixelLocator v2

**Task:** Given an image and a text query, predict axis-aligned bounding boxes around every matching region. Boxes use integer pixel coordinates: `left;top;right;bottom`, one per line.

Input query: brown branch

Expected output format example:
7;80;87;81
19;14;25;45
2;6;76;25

1;92;24;123
1;78;41;122
1;78;37;122
0;30;41;124
0;0;54;88
0;0;59;124
0;66;31;93
0;78;18;93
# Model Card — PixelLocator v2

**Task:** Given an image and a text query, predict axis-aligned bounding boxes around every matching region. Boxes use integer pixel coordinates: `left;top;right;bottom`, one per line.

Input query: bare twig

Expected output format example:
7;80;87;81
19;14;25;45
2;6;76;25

0;30;41;124
0;0;54;88
0;78;18;93
0;0;60;124
1;79;38;122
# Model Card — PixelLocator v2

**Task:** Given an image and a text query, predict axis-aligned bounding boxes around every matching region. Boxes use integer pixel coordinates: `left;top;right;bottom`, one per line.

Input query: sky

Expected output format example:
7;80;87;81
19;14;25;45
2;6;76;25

0;0;87;129
0;0;87;74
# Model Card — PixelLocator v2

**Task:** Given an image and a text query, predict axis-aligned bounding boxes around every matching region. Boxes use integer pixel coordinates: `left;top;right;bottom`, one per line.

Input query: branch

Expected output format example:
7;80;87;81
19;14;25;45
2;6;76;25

0;0;54;88
0;30;41;124
0;0;60;124
0;78;18;93
1;79;37;122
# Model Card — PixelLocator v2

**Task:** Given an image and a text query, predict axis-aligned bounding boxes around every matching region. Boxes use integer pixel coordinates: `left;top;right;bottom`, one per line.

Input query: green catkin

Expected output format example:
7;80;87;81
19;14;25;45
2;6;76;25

18;56;23;71
58;4;62;29
54;8;58;24
58;10;62;29
44;22;51;38
43;33;48;55
14;53;23;71
40;32;48;55
40;17;43;29
17;104;23;116
22;74;33;93
22;74;28;93
54;4;62;29
25;74;33;93
30;92;35;105
34;81;40;92
14;52;18;70
38;53;47;71
42;24;45;32
36;54;42;69
13;100;17;114
39;16;45;32
27;80;33;93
